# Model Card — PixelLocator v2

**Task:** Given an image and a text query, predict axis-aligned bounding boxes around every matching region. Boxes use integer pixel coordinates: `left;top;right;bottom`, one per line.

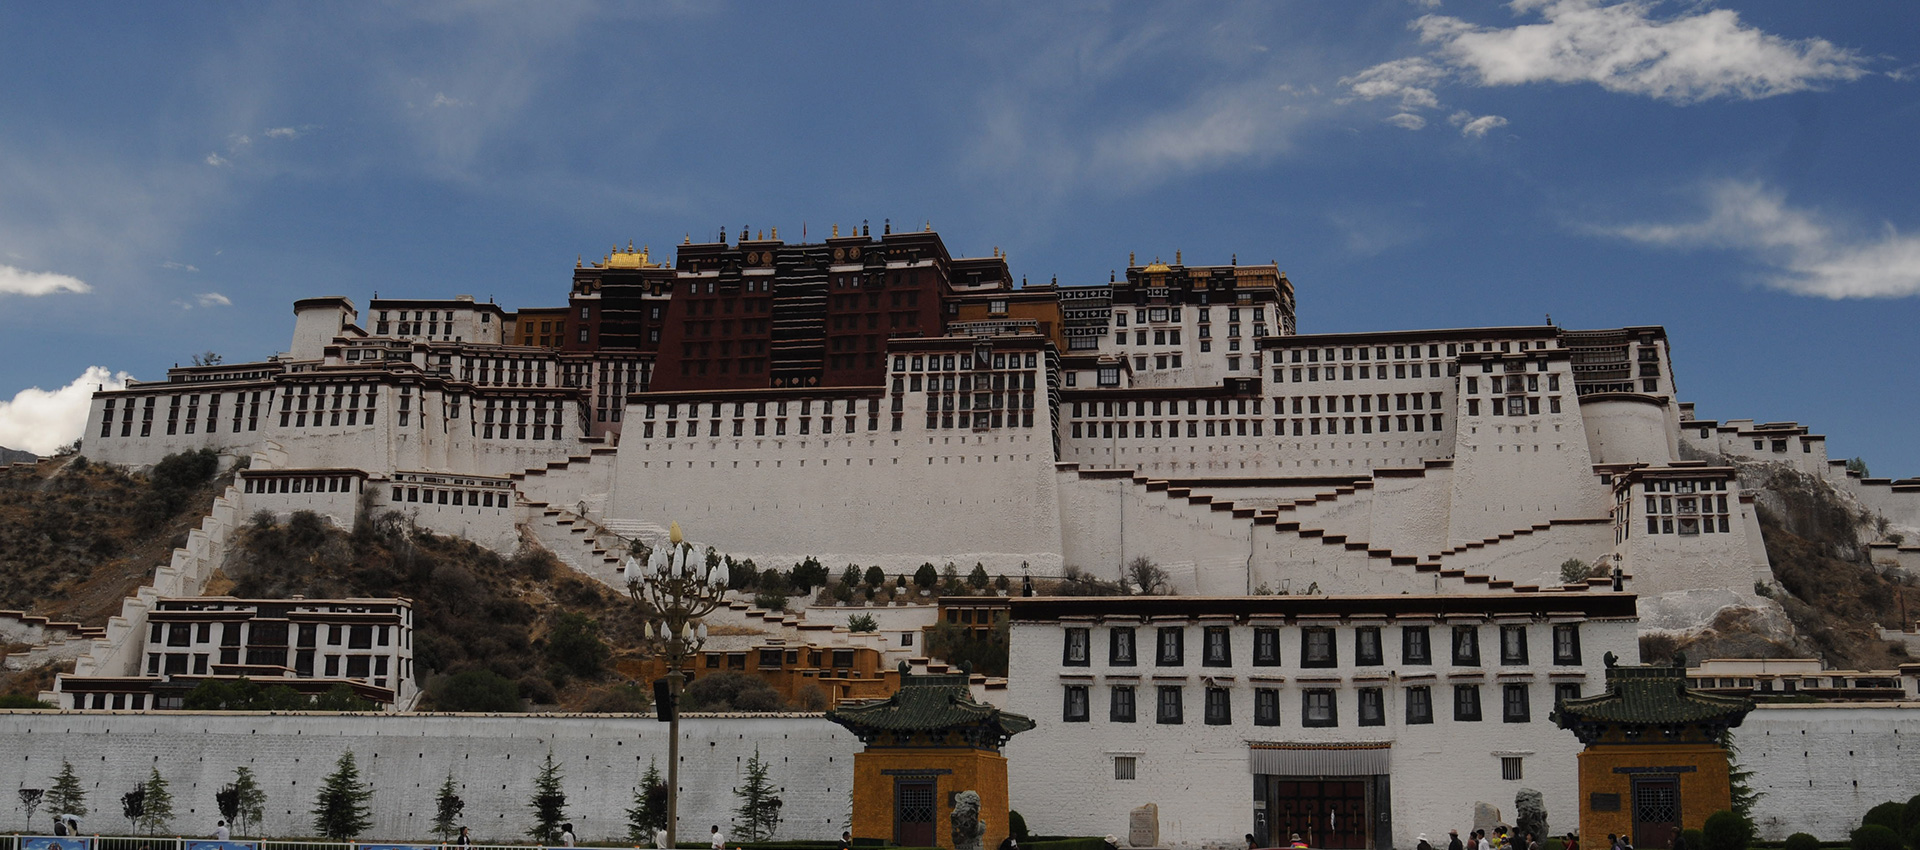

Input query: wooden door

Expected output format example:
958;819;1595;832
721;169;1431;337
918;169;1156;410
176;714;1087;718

895;779;936;847
1632;778;1681;850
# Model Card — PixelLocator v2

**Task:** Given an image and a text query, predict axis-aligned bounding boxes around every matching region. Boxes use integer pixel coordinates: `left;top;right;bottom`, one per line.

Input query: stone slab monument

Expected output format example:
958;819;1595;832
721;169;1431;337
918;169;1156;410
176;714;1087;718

1129;803;1160;848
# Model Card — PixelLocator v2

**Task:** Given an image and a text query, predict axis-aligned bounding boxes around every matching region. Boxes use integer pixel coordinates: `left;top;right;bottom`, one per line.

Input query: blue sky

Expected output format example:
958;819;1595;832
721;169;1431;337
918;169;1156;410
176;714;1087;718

0;1;1916;475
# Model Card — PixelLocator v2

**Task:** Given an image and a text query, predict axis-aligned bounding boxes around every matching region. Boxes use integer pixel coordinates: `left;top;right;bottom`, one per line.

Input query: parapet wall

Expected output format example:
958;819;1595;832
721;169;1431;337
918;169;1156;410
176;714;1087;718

0;711;858;843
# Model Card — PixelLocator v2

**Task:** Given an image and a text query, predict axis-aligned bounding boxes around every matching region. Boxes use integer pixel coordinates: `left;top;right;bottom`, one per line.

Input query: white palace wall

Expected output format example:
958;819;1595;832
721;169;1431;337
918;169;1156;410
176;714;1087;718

1732;703;1920;841
0;712;858;843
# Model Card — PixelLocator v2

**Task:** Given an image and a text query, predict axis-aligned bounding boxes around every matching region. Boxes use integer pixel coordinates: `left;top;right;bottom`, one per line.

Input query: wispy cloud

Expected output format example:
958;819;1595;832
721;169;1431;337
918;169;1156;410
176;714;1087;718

196;292;231;307
1449;110;1509;138
1386;112;1428;130
0;366;131;455
0;263;91;296
161;260;200;273
205;152;230;167
1599;181;1920;299
264;126;300;139
1343;1;1872;126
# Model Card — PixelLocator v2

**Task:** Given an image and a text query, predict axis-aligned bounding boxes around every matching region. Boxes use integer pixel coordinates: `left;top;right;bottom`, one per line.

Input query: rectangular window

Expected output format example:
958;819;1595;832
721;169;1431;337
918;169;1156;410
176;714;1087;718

1500;626;1529;665
1503;683;1532;722
1063;685;1090;722
1203;626;1232;666
1302;689;1337;727
1114;756;1137;780
1064;628;1090;666
1554;682;1581;706
1111;686;1137;722
1357;687;1385;726
1402;626;1432;664
1301;628;1336;667
1406;686;1434;724
1157;627;1184;666
1253;627;1280;666
1454;684;1483;721
1452;625;1481;666
1156;685;1184;724
1110;628;1137;665
1254;688;1280;726
1552;624;1582;665
1355;627;1383;666
1204;687;1232;725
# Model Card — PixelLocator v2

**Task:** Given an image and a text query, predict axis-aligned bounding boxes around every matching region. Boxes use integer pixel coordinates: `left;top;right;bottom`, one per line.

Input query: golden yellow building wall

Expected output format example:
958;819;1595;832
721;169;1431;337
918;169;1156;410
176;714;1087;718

852;748;1011;850
1577;743;1733;843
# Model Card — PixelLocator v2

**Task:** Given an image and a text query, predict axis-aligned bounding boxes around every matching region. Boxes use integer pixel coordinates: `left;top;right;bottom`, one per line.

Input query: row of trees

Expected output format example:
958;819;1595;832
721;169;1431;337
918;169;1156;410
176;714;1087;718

17;760;264;836
20;749;787;844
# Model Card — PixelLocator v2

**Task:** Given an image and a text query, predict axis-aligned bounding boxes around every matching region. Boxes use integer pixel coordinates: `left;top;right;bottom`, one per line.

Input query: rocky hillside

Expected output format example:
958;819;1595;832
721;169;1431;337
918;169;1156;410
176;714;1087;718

1642;461;1917;670
0;446;36;465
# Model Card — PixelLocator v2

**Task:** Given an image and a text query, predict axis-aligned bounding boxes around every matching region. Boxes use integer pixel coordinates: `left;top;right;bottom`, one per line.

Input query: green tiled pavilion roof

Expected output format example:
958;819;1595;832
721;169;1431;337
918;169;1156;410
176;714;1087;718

1553;663;1752;731
826;672;1035;745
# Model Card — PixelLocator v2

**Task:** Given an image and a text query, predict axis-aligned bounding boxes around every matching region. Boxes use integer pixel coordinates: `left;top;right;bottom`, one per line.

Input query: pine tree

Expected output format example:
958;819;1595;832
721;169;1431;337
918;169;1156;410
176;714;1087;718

311;750;374;839
46;760;88;821
119;787;144;835
626;758;668;843
527;751;568;844
137;768;175;836
433;772;466;842
731;747;783;841
230;766;266;838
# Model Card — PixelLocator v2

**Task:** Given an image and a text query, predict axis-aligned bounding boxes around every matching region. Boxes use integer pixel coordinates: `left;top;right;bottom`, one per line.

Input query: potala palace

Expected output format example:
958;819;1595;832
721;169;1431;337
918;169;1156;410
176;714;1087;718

22;225;1920;849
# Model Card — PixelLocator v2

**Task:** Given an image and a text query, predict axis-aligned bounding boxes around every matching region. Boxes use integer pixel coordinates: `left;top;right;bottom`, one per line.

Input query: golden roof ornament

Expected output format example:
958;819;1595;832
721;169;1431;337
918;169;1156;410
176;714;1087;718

670;521;683;545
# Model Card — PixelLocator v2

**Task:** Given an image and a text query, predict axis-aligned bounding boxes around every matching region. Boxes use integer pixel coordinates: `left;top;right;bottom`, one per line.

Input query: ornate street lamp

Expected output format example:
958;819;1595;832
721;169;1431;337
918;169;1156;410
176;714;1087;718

626;521;731;849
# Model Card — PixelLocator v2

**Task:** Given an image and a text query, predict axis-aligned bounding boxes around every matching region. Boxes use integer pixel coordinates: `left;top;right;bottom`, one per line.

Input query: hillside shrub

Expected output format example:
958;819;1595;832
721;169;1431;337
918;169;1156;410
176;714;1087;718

1852;825;1900;850
431;670;522;712
1864;803;1907;834
1781;834;1818;850
681;671;785;712
1679;829;1705;850
1704;809;1752;850
1008;811;1029;842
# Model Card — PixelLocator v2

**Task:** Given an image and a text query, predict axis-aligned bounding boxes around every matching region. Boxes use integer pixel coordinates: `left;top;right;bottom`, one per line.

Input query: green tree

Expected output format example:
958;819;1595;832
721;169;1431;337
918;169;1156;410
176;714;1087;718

682;671;786;712
229;766;266;837
546;613;611;678
847;613;878;633
967;562;991;590
1783;835;1818;850
46;759;87;820
527;751;568;844
1864;802;1906;834
913;562;938;589
311;750;374;839
926;616;1011;676
1847;457;1871;477
941;562;964;595
626;757;668;842
731;747;783;841
137;768;175;836
790;557;829;592
994;574;1010;593
431;669;523;712
19;788;45;828
433;772;466;842
863;565;885;590
216;786;240;834
839;565;863;590
1558;558;1590;584
1852;825;1900;850
118;787;143;835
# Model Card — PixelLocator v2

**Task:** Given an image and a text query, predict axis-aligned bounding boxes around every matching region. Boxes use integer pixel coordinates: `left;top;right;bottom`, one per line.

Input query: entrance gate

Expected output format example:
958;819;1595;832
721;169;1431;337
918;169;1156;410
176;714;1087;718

894;779;936;847
1631;778;1681;850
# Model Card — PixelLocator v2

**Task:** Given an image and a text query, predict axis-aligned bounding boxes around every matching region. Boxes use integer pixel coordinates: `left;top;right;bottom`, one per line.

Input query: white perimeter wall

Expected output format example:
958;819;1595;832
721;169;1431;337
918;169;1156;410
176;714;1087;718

1733;703;1920;841
0;712;858;843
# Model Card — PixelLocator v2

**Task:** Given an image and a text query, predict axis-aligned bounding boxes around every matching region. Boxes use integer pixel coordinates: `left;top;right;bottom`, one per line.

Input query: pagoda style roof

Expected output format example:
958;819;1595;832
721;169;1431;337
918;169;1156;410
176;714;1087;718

826;669;1034;750
1552;656;1754;745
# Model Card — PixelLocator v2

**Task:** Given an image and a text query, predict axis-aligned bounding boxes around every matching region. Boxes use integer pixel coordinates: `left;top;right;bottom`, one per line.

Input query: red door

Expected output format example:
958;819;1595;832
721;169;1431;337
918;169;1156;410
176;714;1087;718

1267;779;1371;849
895;780;936;847
1632;778;1681;850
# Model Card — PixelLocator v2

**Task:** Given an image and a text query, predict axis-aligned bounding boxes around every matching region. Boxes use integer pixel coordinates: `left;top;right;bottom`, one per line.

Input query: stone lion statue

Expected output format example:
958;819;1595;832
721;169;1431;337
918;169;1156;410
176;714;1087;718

951;790;986;850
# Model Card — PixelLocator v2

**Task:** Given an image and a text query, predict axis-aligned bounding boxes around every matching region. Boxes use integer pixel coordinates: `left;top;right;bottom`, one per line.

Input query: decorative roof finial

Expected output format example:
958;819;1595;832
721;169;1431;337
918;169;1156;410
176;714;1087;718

1129;251;1136;266
833;223;840;237
684;233;691;244
772;227;778;240
1232;253;1237;266
1175;250;1181;265
576;255;582;268
884;218;891;235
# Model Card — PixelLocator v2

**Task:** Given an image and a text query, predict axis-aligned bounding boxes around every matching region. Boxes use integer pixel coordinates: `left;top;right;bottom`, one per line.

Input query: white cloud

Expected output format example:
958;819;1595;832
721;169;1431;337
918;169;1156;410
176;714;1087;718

1387;112;1428;130
264;127;300;139
1449;110;1509;137
429;92;467;108
1601;181;1920;299
1343;1;1872;123
205;152;230;167
196;292;232;307
0;366;132;455
0;263;91;296
161;260;199;272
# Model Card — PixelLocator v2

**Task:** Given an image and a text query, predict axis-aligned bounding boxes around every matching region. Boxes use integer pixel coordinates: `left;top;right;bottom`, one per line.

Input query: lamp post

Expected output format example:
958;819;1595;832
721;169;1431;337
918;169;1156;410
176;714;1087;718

626;521;730;849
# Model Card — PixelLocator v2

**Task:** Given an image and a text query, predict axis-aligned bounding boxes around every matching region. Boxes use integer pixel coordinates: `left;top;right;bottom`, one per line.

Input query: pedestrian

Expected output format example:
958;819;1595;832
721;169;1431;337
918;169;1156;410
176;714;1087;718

215;820;230;841
1564;834;1579;850
560;823;576;847
841;831;855;850
1417;834;1434;850
999;833;1019;850
455;826;473;847
1448;829;1463;850
1607;835;1620;850
53;815;68;837
1289;833;1308;849
654;828;669;850
711;825;726;850
1478;830;1493;850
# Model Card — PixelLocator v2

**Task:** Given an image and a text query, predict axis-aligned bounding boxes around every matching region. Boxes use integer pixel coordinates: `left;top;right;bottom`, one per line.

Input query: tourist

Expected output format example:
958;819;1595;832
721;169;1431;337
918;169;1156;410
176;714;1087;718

52;816;67;836
1478;830;1493;850
842;831;856;850
1563;834;1579;850
711;825;726;850
215;820;230;841
1448;829;1463;850
999;834;1018;850
1246;834;1258;850
560;823;576;847
1416;834;1434;850
455;826;473;847
1289;833;1308;849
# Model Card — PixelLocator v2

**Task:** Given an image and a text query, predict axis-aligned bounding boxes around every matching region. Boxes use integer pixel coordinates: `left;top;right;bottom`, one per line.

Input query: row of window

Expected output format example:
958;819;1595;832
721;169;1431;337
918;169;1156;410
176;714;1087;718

1072;419;1264;440
1113;306;1267;327
894;352;1042;372
1278;361;1449;383
646;398;876;419
1073;398;1262;419
1278;340;1551;364
1062;624;1582;668
102;392;268;438
1061;681;1579;726
144;648;398;682
1277;414;1445;436
244;475;357;495
149;620;398;649
642;414;886;439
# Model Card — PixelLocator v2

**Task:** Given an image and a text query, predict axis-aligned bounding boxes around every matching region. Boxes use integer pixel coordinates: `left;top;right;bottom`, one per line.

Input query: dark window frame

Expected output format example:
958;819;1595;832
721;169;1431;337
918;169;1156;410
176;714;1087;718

1552;624;1582;665
1202;626;1232;667
1500;625;1529;665
1406;686;1434;724
1063;627;1091;666
1156;685;1184;724
1110;628;1138;666
1402;626;1432;665
1355;627;1384;666
1063;684;1090;722
1301;628;1338;668
1254;688;1280;726
1302;689;1337;727
1452;625;1482;666
1157;627;1185;667
1110;685;1136;723
1252;627;1281;666
1204;687;1232;725
1454;684;1483;721
1357;687;1385;726
1503;683;1531;723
